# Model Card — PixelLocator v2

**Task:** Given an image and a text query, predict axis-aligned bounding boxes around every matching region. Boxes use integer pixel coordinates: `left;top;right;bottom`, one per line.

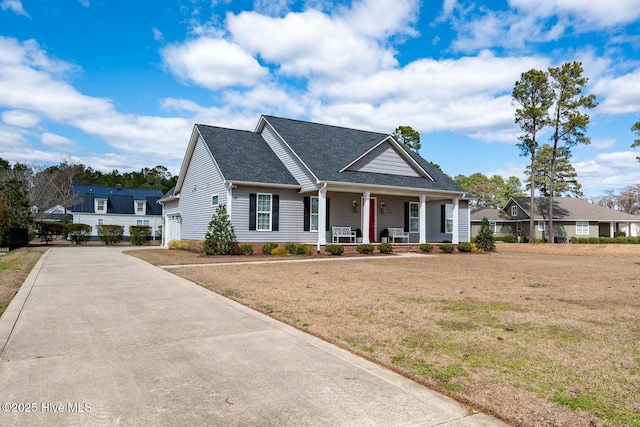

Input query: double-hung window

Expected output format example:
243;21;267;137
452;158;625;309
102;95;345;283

310;196;319;231
538;221;546;231
511;206;518;217
136;202;144;213
211;194;219;207
257;194;272;231
445;204;453;233
576;221;589;235
490;221;497;233
97;200;105;212
409;202;419;233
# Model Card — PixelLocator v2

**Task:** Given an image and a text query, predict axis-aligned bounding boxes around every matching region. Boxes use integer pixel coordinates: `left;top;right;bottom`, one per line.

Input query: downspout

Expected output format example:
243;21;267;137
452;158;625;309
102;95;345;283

317;182;328;254
226;182;234;217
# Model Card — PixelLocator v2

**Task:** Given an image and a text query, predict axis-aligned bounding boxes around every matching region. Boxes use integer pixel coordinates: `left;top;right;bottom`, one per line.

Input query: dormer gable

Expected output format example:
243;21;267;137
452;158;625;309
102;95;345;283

134;199;147;215
341;137;433;180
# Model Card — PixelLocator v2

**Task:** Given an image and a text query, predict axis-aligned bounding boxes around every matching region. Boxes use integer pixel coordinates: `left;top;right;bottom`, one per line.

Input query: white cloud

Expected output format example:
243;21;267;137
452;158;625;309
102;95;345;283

509;0;640;28
593;68;640;114
152;28;163;41
574;151;640;195
78;0;89;7
1;109;40;127
252;0;293;16
161;37;267;90
0;36;193;167
41;132;75;150
0;125;26;148
590;138;616;149
1;0;29;18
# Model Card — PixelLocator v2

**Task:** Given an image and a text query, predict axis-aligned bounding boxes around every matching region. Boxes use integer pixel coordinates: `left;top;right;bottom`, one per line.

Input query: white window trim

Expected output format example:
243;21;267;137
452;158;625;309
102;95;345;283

445;203;454;234
511;205;518;217
409;202;419;233
538;221;545;231
489;221;497;233
576;221;589;236
310;196;319;232
136;201;146;215
257;193;272;232
211;194;219;207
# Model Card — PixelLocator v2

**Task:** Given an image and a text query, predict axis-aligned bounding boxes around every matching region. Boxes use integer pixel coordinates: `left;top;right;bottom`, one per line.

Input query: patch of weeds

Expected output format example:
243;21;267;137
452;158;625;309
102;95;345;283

412;362;433;377
392;352;406;363
221;288;242;299
526;282;548;288
338;336;357;346
536;325;586;342
439;299;525;313
302;323;310;327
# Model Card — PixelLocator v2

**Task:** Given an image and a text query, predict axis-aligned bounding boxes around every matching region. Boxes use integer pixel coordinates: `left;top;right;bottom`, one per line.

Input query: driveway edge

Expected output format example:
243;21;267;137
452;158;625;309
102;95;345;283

0;248;50;357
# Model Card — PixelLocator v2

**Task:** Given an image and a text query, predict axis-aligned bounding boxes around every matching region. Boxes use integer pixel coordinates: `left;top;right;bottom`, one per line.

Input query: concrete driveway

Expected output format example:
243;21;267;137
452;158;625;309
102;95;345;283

0;247;509;426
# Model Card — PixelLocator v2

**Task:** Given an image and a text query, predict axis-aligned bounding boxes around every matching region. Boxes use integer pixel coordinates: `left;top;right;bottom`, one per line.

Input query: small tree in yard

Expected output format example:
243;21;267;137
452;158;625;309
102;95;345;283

204;204;235;255
475;217;496;252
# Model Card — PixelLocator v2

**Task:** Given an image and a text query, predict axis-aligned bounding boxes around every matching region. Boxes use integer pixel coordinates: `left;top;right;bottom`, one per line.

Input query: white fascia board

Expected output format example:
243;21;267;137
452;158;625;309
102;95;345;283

321;180;466;199
228;180;301;190
174;125;201;194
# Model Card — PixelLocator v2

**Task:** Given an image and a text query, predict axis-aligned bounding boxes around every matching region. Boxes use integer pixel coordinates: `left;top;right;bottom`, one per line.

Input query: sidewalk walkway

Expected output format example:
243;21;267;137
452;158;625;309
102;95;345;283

0;247;509;426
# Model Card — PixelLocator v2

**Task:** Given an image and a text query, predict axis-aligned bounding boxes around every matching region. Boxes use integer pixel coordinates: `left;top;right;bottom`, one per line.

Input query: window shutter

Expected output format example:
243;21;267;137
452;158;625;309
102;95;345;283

272;195;279;231
249;193;256;231
303;196;310;231
440;204;445;233
325;198;330;231
404;202;410;232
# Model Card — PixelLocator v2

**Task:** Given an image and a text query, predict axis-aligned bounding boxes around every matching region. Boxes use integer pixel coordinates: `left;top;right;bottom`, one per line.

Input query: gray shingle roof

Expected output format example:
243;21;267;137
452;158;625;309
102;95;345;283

263;116;466;193
471;198;640;222
71;185;163;215
196;124;298;186
510;197;640;221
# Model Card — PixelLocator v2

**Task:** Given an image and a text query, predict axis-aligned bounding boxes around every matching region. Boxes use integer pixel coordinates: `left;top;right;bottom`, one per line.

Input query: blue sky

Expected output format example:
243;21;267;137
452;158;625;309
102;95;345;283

1;0;639;197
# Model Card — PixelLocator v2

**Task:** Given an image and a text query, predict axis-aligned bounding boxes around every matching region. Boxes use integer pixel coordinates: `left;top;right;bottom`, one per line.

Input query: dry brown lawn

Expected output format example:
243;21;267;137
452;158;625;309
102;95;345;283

0;247;47;317
128;244;640;427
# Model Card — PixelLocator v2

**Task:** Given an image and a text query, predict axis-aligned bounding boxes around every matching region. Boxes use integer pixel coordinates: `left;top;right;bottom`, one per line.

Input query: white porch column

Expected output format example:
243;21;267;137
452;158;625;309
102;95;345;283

419;195;427;244
362;191;371;244
610;222;615;238
318;185;327;246
452;197;459;245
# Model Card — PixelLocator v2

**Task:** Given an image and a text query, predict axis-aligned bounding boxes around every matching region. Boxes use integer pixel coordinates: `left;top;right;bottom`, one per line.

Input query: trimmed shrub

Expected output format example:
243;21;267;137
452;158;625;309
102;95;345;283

262;242;278;254
475;218;496;251
66;223;91;245
34;221;66;244
168;239;190;250
325;244;344;255
501;235;518;243
377;243;393;254
129;225;151;245
271;246;290;256
97;224;124;245
458;241;473;252
238;243;253;255
356;244;374;254
419;243;434;253
284;242;297;253
440;243;455;253
295;244;311;255
204;204;235;255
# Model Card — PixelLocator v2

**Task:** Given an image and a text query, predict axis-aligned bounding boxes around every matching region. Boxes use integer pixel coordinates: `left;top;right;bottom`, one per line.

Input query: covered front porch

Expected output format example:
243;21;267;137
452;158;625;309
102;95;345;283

307;184;469;248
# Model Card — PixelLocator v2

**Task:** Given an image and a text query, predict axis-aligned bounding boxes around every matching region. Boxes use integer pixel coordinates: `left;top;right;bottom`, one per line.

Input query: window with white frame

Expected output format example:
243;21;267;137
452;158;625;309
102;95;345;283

310;196;319;231
511;205;518;217
98;219;103;225
490;221;497;233
97;200;105;211
136;202;145;213
445;203;454;233
409;202;419;232
576;221;589;235
211;194;219;207
137;220;143;226
257;193;272;231
538;221;546;231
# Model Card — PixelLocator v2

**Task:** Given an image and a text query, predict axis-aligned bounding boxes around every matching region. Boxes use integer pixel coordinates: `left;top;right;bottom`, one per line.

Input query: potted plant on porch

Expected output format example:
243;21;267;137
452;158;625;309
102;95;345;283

355;228;362;243
380;228;389;243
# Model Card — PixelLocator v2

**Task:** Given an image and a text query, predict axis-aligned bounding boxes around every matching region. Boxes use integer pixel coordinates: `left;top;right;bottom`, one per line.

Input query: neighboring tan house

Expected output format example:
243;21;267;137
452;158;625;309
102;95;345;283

71;185;163;240
159;115;471;248
471;197;640;242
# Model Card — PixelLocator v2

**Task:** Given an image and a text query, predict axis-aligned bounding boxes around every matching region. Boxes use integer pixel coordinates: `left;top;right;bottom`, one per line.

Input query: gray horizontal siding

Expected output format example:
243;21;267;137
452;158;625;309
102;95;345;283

350;143;420;177
231;186;317;243
180;136;228;240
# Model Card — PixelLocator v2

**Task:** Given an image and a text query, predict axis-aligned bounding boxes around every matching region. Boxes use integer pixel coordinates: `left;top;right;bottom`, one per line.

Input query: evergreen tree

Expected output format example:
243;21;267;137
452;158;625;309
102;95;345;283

524;144;583;197
203;204;235;255
392;125;421;152
631;119;640;161
475;217;496;252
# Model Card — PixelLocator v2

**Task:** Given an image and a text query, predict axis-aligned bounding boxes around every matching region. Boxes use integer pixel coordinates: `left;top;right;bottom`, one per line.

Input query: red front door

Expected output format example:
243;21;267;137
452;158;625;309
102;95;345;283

369;200;376;241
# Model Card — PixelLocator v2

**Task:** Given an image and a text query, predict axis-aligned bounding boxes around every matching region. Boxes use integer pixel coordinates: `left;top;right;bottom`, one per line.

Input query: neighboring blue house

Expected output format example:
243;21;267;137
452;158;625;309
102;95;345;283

160;115;471;247
71;185;163;240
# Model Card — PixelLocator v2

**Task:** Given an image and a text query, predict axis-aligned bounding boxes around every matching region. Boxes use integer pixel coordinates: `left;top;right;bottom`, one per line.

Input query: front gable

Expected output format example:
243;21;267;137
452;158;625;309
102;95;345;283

341;138;431;179
503;198;530;220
